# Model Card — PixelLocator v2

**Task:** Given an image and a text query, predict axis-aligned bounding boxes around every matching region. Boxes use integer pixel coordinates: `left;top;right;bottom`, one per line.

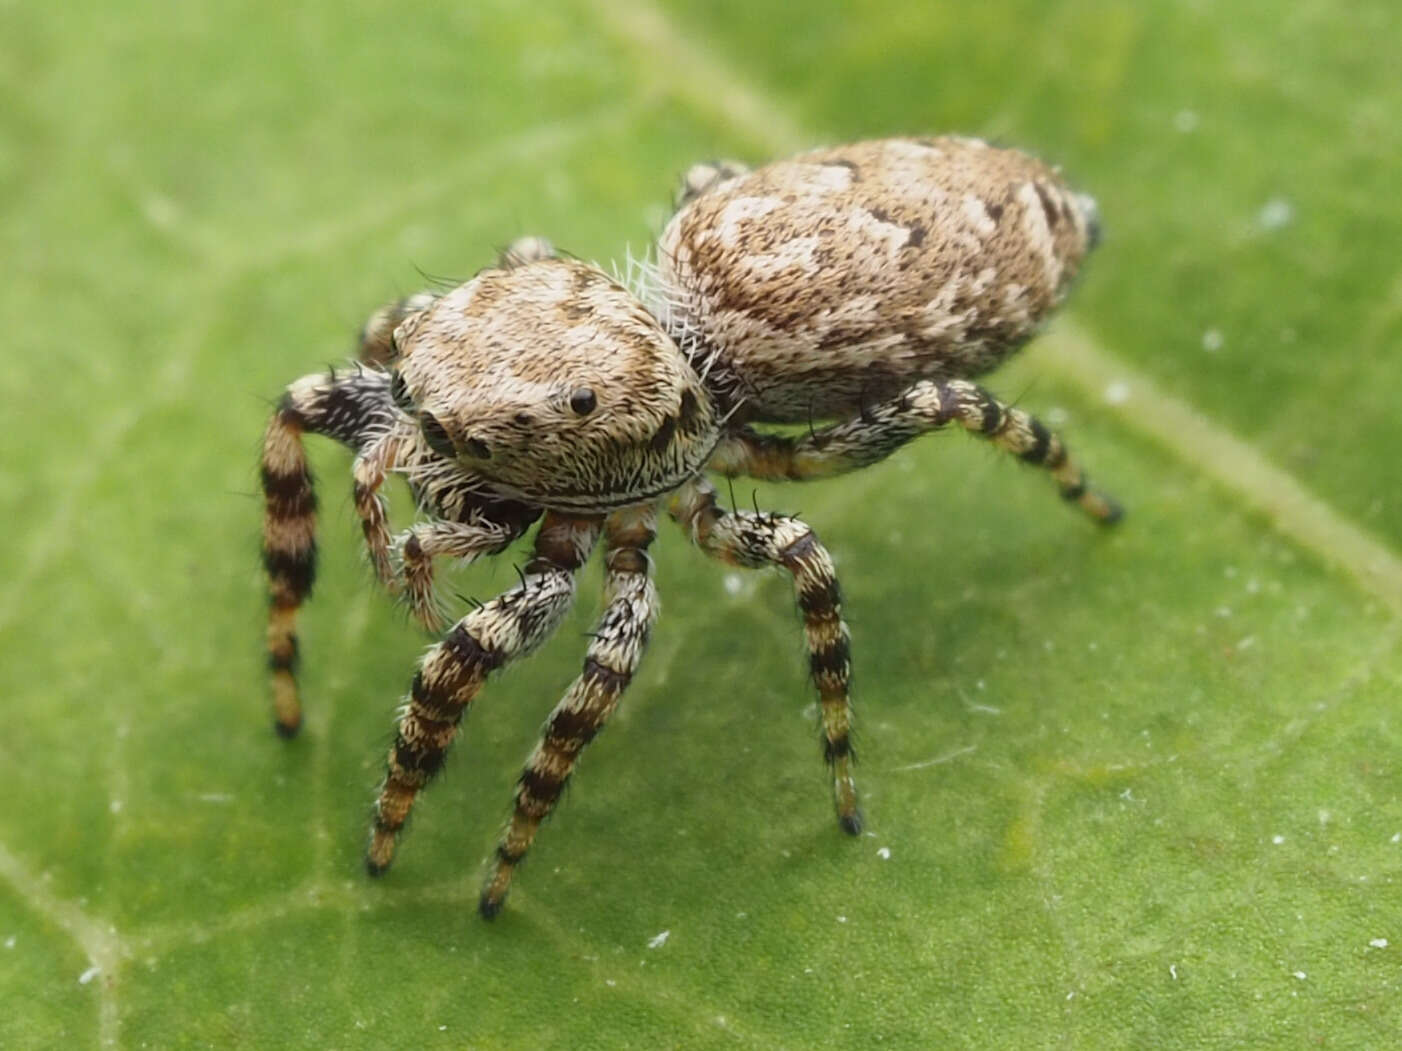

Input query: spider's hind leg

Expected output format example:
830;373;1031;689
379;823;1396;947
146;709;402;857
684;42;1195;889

708;379;1123;525
357;293;438;367
669;479;861;835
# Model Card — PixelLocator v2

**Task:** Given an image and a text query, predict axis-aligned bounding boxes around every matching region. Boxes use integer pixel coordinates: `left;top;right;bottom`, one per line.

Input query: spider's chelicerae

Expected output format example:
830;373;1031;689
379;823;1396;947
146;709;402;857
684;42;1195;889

260;136;1121;918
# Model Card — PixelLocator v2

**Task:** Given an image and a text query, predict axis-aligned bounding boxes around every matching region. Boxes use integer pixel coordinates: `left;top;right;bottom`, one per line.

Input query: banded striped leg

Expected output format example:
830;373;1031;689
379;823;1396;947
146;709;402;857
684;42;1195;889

366;513;603;876
481;506;660;917
708;378;1122;524
261;400;319;737
261;369;401;735
669;479;861;834
398;518;530;632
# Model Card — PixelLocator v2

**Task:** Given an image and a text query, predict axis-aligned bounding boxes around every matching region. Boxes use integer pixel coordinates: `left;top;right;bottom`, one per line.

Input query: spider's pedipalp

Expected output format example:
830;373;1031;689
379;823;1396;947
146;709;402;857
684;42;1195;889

670;478;860;834
366;513;603;876
397;518;525;632
708;379;1122;526
352;427;414;591
480;504;661;917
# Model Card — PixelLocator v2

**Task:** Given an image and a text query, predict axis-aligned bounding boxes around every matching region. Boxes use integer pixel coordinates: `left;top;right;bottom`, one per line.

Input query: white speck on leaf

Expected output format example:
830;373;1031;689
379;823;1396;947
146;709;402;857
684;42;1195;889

78;965;100;985
1258;197;1294;230
1104;380;1131;405
837;915;848;924
1370;938;1388;949
1293;971;1307;980
723;573;743;596
1272;835;1285;845
647;930;670;949
1202;328;1224;352
1173;109;1199;133
1392;832;1401;844
1170;964;1178;980
877;847;891;860
3;936;14;949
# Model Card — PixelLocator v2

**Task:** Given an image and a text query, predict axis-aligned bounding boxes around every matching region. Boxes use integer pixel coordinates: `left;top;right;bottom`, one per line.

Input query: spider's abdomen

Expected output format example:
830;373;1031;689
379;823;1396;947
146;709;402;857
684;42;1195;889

658;136;1099;423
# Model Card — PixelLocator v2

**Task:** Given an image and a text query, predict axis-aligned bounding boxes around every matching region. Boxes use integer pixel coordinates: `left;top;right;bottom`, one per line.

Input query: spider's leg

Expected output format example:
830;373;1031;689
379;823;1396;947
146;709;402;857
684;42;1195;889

708;378;1122;525
366;512;603;877
669;478;860;835
358;240;552;368
261;368;398;736
480;505;660;918
497;235;556;269
357;292;438;367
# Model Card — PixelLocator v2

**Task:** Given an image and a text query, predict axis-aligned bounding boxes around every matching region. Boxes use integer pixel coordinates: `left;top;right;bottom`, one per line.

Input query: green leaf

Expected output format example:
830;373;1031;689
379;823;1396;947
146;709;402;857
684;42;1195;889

4;1;1400;1046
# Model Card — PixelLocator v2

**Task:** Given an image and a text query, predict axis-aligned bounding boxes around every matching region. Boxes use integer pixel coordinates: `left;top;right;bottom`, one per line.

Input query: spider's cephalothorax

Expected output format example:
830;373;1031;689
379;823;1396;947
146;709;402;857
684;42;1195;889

390;258;718;512
260;136;1123;920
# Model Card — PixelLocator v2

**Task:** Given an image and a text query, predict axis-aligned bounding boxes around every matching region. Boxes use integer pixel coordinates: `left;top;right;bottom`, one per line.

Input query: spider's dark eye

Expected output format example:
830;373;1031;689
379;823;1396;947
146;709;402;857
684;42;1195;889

568;387;597;416
389;371;414;413
419;412;458;458
462;436;491;460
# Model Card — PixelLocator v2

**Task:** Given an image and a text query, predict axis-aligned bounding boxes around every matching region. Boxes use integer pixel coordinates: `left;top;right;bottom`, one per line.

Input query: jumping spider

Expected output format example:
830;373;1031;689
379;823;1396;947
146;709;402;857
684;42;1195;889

260;137;1120;918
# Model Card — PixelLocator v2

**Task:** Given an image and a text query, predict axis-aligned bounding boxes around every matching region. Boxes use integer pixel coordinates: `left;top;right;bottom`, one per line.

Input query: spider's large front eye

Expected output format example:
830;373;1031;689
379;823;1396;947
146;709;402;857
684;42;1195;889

568;387;597;416
418;412;457;458
389;371;414;413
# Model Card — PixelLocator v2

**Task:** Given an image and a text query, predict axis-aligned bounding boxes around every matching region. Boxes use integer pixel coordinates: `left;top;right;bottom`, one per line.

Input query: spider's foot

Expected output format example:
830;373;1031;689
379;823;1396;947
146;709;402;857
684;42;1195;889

271;675;302;738
480;860;516;919
365;831;397;877
1095;493;1126;526
832;765;861;834
1064;483;1124;526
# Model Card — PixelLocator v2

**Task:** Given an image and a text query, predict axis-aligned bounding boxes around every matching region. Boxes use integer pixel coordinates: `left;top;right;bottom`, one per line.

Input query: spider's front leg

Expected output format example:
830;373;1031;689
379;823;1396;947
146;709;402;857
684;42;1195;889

367;512;602;876
480;505;661;918
261;368;399;735
669;478;861;835
708;379;1123;525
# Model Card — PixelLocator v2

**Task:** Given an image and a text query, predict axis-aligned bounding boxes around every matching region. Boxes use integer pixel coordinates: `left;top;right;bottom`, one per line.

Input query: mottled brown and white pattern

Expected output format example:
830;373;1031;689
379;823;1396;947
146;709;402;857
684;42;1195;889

257;135;1122;921
656;136;1100;422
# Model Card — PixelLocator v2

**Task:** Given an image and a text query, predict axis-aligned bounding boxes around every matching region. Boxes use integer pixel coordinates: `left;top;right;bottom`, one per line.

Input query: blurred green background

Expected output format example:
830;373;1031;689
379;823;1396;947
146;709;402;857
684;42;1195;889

3;1;1400;1047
